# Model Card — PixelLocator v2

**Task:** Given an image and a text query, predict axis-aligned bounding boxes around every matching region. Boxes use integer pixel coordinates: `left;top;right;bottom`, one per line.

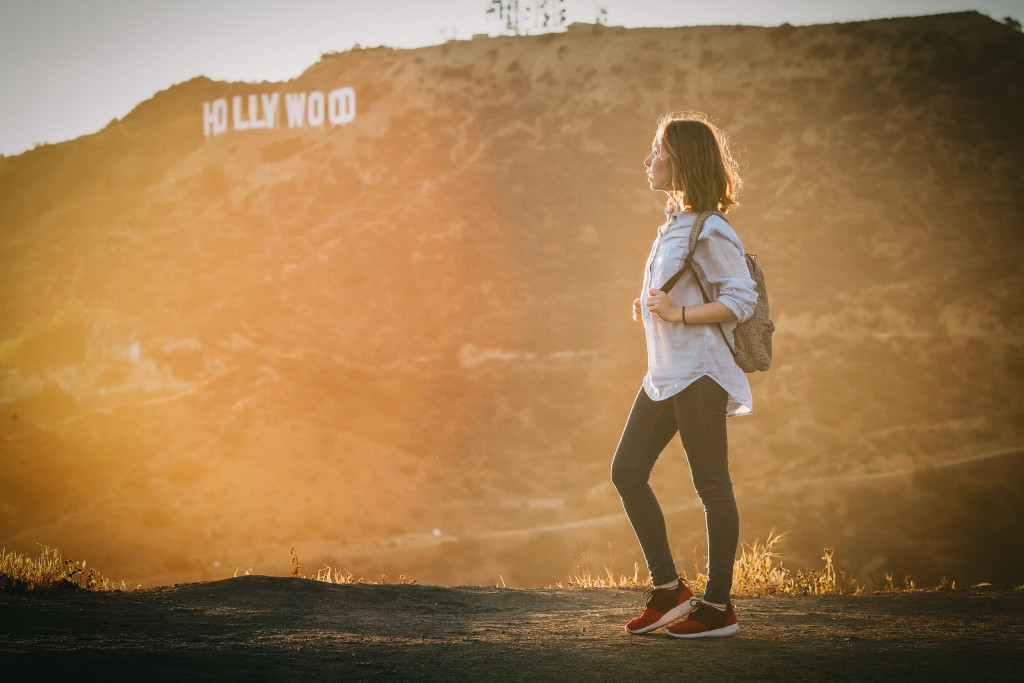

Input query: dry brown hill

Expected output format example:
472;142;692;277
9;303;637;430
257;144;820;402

1;12;1023;588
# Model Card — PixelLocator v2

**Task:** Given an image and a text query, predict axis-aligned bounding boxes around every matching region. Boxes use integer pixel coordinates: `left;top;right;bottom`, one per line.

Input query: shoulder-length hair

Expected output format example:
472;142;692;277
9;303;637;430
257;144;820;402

655;111;742;214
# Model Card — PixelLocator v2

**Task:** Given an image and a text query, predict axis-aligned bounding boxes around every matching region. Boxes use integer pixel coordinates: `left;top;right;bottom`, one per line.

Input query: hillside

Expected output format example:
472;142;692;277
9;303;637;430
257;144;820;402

1;12;1023;588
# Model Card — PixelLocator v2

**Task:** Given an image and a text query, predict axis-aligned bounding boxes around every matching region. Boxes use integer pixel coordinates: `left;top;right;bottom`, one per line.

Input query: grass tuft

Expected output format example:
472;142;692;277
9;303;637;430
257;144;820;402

871;573;959;593
288;545;416;585
726;529;863;596
560;541;644;589
1;545;137;592
560;530;865;596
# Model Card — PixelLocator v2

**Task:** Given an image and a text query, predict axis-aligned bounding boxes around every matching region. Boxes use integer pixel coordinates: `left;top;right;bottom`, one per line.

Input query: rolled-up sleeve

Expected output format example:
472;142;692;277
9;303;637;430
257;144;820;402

694;216;758;323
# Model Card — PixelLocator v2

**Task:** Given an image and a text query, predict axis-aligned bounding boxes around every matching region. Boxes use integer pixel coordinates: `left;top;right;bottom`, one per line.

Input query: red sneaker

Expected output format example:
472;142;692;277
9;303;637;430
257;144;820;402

665;600;739;639
625;582;696;634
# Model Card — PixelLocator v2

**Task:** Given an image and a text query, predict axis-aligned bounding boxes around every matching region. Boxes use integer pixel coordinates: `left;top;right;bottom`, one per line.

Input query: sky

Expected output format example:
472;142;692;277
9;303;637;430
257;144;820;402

0;0;1020;157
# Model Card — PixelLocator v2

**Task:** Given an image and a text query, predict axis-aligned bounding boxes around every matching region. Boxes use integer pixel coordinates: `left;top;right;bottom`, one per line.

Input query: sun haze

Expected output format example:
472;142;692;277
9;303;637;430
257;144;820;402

1;8;1023;589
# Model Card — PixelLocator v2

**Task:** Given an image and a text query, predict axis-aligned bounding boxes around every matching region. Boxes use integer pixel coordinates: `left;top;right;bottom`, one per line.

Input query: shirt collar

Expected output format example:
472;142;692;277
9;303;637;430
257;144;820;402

660;205;692;234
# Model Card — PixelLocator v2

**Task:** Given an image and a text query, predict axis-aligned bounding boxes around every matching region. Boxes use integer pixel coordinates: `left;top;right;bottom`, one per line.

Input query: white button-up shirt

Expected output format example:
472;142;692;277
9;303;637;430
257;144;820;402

640;208;758;416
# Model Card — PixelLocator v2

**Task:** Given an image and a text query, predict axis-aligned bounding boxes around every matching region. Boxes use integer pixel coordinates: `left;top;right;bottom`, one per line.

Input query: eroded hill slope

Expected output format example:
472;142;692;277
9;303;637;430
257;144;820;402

1;12;1022;587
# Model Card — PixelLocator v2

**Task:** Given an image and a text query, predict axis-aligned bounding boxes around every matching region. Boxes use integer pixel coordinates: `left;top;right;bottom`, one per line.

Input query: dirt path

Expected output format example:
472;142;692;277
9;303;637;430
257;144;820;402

2;577;1021;680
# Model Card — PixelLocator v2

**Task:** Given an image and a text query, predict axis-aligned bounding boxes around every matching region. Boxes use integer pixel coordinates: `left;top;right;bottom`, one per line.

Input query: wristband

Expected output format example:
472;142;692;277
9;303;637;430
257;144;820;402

680;306;687;324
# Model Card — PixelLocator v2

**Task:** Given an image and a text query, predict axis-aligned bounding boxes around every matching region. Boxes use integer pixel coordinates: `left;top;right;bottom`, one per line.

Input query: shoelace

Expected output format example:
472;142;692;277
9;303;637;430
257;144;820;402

686;599;706;619
642;583;685;608
687;599;728;623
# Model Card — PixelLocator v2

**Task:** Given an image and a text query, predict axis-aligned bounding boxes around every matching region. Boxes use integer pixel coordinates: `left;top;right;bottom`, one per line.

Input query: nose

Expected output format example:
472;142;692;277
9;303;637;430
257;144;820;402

644;153;653;169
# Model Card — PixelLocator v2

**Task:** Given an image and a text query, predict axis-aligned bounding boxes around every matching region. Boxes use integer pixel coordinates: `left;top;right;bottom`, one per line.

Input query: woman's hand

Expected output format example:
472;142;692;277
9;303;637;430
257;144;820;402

646;289;682;322
632;298;644;324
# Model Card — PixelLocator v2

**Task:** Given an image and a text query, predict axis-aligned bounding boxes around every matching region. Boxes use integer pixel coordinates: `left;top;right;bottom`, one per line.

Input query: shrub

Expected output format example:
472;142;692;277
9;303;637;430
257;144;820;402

0;545;135;592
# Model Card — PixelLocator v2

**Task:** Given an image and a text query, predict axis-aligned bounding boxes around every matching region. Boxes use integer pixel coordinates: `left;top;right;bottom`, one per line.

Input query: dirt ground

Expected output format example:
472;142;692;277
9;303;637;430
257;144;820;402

1;577;1022;680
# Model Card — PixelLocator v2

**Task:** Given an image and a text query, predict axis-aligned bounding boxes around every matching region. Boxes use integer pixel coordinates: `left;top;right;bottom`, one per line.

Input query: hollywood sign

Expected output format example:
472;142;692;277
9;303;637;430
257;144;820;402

203;87;356;137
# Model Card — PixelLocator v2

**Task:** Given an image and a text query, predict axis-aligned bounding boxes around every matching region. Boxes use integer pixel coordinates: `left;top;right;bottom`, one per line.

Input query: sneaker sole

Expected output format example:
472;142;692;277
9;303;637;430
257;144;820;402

625;601;697;635
666;623;740;639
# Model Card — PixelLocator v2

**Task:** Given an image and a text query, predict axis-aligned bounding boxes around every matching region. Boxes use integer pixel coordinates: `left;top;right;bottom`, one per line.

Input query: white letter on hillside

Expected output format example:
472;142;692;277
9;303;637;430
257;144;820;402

203;99;228;137
232;95;249;131
261;93;279;129
307;91;325;127
327;87;356;126
248;94;267;129
284;92;306;128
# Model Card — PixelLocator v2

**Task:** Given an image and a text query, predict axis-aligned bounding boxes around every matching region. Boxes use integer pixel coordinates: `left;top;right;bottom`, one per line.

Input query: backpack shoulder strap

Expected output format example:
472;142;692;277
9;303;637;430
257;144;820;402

661;210;738;359
659;210;717;293
688;210;727;255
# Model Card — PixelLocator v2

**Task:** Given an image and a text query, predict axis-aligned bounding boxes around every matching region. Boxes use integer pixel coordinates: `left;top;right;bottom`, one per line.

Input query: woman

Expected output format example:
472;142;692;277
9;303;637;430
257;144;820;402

611;111;757;639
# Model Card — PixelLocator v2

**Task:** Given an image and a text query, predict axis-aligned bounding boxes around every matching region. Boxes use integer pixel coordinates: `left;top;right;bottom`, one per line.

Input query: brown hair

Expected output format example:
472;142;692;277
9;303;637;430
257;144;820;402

655;111;742;214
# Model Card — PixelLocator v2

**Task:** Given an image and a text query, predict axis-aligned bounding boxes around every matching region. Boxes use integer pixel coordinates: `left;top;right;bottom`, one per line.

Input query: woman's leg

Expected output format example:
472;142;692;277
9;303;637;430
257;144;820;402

672;376;738;605
610;387;681;587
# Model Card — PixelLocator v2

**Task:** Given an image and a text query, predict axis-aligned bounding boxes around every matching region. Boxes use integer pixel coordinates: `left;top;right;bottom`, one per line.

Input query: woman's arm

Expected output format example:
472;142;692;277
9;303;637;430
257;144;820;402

645;291;736;323
647;217;756;324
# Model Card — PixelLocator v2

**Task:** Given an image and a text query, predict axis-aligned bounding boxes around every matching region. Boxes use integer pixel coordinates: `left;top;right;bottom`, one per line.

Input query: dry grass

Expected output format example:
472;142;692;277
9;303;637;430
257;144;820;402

560;531;866;596
728;530;863;596
1;540;989;595
289;545;416;585
0;545;137;592
871;573;961;593
560;541;645;590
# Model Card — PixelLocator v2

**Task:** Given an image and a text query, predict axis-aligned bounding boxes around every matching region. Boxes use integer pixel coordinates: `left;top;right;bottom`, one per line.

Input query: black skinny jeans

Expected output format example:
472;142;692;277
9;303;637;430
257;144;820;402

610;376;739;604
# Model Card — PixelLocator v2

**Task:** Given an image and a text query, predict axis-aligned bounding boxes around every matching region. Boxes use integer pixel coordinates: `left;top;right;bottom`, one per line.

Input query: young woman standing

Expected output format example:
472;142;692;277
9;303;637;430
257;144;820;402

611;112;757;639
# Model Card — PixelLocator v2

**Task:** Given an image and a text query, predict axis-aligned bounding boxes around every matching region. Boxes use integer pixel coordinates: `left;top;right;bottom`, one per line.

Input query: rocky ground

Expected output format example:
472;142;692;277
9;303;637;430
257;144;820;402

1;576;1021;680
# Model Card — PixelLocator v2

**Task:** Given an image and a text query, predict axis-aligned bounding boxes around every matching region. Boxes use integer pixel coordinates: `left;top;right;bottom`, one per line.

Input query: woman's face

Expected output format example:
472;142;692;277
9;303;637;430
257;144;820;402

644;137;673;192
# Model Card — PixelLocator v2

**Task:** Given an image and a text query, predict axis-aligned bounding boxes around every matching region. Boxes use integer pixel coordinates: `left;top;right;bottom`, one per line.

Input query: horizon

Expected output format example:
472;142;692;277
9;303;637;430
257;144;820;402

0;0;1021;157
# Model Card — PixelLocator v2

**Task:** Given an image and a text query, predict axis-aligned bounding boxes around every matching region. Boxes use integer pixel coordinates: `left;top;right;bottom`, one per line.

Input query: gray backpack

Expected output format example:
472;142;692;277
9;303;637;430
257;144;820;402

659;210;774;373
